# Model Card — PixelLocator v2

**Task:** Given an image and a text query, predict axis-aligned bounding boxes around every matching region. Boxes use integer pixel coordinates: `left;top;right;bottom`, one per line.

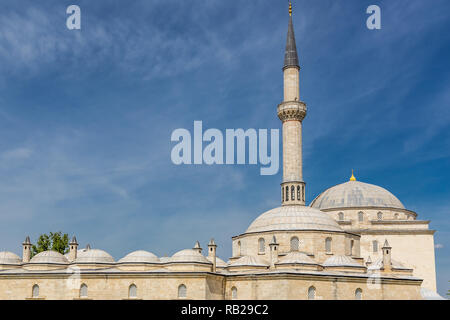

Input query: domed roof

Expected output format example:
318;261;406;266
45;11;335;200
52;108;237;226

323;255;363;267
368;258;411;270
246;205;343;233
276;251;318;265
0;251;22;265
170;249;211;264
310;181;404;210
206;256;227;268
74;249;115;264
229;255;269;267
29;250;69;264
118;250;160;263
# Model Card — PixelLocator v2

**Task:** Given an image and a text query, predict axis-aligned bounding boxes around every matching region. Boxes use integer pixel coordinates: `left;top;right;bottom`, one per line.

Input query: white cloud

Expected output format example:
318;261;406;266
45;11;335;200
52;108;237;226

435;244;444;249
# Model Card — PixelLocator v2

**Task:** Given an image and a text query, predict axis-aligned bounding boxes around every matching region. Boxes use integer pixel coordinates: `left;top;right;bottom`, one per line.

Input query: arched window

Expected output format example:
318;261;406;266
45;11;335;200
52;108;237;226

237;241;241;256
372;240;378;253
290;237;299;251
338;212;344;221
258;238;265;253
282;187;284;202
285;186;289;201
32;284;39;298
394;213;399;220
297;186;301;200
231;287;237;300
355;288;362;300
350;240;354;256
80;283;88;298
178;284;187;298
291;186;295;201
308;286;316;300
129;284;137;298
377;212;383;220
325;237;332;253
358;212;364;222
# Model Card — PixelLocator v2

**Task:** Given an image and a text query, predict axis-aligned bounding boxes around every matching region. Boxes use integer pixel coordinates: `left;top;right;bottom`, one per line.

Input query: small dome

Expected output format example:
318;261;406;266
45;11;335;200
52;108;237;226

310;181;405;210
246;205;342;233
368;258;411;270
229;255;269;267
74;249;115;264
29;250;69;264
206;256;227;268
323;255;362;267
170;249;211;264
0;251;22;265
276;251;318;265
118;250;160;263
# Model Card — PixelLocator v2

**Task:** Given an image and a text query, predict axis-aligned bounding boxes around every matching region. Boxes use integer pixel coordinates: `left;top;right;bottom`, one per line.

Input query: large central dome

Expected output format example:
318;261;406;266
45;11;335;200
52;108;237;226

310;180;404;210
246;205;342;233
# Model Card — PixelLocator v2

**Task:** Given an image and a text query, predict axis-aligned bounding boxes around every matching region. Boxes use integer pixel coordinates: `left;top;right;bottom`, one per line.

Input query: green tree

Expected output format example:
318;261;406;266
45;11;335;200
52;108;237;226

31;232;69;258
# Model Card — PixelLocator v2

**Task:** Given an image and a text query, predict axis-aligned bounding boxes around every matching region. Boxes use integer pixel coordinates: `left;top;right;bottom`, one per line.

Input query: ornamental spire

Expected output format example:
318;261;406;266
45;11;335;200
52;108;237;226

349;169;356;181
283;2;299;70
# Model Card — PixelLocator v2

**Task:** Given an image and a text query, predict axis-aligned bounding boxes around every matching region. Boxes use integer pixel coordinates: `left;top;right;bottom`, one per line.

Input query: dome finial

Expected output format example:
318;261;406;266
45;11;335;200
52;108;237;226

349;169;356;181
289;1;292;16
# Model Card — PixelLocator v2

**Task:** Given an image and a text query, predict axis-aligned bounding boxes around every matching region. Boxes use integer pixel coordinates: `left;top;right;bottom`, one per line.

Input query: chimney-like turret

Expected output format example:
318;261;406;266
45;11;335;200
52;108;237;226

382;239;392;272
208;238;217;272
68;236;79;262
193;241;202;254
22;236;31;263
269;236;279;268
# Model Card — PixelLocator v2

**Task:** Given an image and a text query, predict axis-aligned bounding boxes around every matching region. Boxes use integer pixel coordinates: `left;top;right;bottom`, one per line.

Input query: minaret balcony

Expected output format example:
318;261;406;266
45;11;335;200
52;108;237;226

277;101;307;122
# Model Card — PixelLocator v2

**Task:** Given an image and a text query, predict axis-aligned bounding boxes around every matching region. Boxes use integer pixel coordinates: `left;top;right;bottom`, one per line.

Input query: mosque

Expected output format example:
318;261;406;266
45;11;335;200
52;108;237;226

0;4;443;300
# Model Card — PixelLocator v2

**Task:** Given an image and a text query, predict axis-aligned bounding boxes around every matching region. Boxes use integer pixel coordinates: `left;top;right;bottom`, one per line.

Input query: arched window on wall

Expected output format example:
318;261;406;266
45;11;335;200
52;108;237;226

372;240;378;253
308;286;316;300
301;185;304;202
358;212;364;222
290;237;299;251
297;186;301;200
129;284;137;299
258;238;265;253
377;212;383;220
80;283;88;298
338;212;344;221
325;237;332;253
285;186;289;201
350;240;354;256
237;241;241;256
231;287;237;300
32;284;39;298
291;186;295;201
394;213;399;220
355;288;363;300
178;284;187;299
282;187;284;202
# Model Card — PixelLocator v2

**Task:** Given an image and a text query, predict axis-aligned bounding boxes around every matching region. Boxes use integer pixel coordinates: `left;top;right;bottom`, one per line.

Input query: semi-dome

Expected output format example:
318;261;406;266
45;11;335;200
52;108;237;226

229;255;269;267
0;251;22;265
118;250;160;263
246;205;343;233
276;251;318;265
310;180;404;210
29;250;69;264
74;249;115;264
323;255;362;267
170;249;211;264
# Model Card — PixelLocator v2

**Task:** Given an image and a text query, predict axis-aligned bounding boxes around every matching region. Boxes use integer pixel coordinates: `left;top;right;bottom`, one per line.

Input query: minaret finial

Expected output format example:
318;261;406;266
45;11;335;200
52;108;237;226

350;169;356;181
289;2;292;16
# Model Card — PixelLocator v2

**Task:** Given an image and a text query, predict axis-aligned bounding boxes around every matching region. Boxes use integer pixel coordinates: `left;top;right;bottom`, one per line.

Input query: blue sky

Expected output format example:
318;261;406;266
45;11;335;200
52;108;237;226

0;0;448;296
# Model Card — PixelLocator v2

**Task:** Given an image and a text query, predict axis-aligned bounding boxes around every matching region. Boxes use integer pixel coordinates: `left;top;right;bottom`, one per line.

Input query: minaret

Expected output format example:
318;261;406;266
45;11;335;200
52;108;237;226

208;238;217;272
279;2;307;206
22;236;31;263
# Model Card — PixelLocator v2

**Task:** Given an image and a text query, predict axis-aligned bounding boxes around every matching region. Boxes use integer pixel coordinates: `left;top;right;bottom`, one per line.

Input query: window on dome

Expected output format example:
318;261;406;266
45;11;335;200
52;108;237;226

325;237;332;253
178;284;187;298
308;286;316;300
338;212;344;221
355;288;362;300
80;284;88;298
231;287;237;300
290;237;299;251
373;240;378;253
297;186;300;200
394;213;399;220
129;284;137;298
358;212;364;222
258;238;265;253
377;212;383;220
291;186;295;201
282;187;284;202
32;284;39;298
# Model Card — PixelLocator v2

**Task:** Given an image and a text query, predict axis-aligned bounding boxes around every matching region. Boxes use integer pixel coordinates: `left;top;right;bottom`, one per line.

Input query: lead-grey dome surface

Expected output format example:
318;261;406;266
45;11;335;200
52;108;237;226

29;250;69;264
74;249;115;264
310;181;404;210
0;251;22;265
246;205;343;233
118;250;160;263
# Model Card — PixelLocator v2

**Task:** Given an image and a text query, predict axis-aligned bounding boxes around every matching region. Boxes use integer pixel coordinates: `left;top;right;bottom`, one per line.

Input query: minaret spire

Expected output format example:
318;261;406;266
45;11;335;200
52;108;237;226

278;3;307;206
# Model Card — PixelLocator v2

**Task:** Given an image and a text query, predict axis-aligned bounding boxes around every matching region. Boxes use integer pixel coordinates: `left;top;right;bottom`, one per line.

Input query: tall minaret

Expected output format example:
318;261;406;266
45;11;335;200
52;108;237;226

278;2;307;206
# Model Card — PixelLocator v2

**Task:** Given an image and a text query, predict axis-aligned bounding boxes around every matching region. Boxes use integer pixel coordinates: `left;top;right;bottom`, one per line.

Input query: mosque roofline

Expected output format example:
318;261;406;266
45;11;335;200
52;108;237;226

316;206;418;216
231;228;360;240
